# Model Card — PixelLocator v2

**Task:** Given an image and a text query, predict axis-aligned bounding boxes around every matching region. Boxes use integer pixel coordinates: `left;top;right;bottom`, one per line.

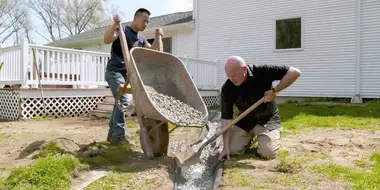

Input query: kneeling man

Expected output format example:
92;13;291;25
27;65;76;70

219;56;301;160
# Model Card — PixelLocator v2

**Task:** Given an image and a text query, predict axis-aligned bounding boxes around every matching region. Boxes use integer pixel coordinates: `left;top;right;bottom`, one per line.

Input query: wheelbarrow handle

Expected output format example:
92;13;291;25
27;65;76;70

116;22;132;111
196;97;265;151
118;22;131;67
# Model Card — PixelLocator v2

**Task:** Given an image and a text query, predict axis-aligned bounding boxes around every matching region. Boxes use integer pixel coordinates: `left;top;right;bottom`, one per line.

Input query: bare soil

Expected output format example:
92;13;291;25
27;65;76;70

1;117;379;189
220;128;380;190
0;116;200;189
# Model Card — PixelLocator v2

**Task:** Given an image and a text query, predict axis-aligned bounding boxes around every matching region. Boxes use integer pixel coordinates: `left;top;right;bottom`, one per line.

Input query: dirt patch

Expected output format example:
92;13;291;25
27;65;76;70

220;128;380;189
1;116;379;189
284;128;380;168
0;117;109;176
0;116;201;189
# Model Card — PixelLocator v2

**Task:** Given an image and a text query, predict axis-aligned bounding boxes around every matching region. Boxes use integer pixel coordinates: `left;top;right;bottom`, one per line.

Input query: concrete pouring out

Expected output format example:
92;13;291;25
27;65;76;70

173;111;223;190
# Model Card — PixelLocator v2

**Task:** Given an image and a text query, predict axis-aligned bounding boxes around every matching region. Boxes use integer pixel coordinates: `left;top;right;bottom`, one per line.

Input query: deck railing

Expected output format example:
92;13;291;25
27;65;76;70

181;57;218;89
0;39;219;90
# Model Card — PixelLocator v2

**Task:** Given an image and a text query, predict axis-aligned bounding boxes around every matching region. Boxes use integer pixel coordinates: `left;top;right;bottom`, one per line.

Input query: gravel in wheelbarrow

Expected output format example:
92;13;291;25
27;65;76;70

147;91;206;127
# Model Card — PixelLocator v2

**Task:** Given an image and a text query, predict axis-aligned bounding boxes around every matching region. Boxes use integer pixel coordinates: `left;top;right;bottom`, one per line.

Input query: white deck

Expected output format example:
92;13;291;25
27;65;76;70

0;39;219;91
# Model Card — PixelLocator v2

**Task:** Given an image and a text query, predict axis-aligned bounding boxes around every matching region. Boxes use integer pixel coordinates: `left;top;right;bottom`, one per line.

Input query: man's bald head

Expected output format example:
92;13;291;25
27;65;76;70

224;56;248;86
225;56;246;71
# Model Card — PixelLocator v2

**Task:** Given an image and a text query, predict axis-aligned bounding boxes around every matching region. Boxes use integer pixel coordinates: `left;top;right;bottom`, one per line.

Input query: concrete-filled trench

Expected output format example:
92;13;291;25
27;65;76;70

172;110;224;190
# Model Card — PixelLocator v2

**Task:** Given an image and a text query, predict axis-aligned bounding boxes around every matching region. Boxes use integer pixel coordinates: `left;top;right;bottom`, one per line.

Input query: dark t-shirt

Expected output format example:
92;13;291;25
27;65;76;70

106;25;148;72
220;64;289;133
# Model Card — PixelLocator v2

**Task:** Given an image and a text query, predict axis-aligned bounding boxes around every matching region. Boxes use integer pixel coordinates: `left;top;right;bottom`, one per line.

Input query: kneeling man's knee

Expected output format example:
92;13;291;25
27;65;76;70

257;145;278;159
257;135;279;160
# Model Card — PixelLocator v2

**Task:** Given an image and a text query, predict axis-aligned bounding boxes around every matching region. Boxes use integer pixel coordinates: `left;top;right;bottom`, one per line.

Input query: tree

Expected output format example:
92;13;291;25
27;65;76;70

27;0;107;42
0;0;28;44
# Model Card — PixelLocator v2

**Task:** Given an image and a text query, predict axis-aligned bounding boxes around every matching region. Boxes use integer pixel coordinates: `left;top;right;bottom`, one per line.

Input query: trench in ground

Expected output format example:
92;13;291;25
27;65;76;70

171;110;224;190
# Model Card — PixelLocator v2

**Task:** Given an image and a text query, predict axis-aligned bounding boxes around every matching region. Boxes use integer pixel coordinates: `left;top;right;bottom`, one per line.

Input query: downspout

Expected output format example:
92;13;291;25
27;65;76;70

196;0;199;59
352;0;362;103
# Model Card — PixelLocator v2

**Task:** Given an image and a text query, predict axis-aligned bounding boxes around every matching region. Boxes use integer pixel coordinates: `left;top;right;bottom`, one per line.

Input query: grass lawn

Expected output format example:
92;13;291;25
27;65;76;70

1;99;379;189
279;99;380;135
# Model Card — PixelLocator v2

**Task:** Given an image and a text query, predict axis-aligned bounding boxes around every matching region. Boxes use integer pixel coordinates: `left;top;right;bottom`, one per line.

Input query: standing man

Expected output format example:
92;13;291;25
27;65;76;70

104;8;164;145
219;56;301;160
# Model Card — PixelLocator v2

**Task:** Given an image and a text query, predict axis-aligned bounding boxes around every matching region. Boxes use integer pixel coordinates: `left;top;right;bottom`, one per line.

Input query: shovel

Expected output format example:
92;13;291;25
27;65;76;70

174;97;265;167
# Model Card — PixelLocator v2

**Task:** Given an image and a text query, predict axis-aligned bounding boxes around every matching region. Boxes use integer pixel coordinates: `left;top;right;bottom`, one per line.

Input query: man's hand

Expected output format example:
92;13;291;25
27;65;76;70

113;15;121;25
219;147;231;160
104;15;121;44
264;89;276;103
155;28;164;37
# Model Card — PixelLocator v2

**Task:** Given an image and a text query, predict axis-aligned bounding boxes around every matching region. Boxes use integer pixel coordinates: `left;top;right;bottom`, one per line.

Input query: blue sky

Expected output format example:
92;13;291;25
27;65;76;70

19;0;192;44
104;0;193;21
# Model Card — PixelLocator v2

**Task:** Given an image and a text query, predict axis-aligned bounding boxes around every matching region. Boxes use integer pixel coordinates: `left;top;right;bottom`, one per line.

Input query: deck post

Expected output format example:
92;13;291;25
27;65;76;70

20;38;29;88
80;54;86;88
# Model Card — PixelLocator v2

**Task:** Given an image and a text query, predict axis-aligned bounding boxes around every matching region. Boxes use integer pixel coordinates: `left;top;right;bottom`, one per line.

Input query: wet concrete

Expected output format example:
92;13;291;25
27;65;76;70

172;110;224;190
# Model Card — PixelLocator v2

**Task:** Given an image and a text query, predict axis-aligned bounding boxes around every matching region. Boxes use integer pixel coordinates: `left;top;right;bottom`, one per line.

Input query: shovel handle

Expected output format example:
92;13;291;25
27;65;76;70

197;97;265;151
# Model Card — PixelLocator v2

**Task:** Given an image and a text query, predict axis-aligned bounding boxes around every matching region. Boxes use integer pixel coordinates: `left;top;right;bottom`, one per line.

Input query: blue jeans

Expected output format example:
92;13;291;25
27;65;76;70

105;70;132;139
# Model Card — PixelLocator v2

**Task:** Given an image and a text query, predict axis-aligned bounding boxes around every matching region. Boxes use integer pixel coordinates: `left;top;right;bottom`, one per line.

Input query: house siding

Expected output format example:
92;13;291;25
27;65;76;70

197;0;360;98
360;0;380;98
172;30;197;58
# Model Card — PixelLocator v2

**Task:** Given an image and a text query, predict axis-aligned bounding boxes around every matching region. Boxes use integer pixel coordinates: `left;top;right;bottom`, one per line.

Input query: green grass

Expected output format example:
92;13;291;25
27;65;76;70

85;171;155;190
126;119;138;128
4;154;87;190
34;143;63;158
275;150;312;174
224;168;255;187
32;116;50;121
0;178;6;190
79;142;132;168
278;100;380;135
1;140;133;189
312;152;380;190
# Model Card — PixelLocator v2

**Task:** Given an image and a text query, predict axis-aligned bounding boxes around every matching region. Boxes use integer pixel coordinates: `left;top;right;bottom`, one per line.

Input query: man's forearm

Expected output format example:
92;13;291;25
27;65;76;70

104;24;117;44
150;34;163;51
275;66;301;92
221;119;232;149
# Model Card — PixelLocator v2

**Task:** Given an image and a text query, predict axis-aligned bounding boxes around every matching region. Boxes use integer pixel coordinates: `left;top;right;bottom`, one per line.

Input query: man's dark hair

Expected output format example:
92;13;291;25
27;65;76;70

134;8;151;16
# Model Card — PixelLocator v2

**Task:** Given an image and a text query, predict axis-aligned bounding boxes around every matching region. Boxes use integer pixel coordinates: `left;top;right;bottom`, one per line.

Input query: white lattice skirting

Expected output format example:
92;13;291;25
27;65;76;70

0;89;20;120
20;97;105;119
0;89;105;120
202;96;219;107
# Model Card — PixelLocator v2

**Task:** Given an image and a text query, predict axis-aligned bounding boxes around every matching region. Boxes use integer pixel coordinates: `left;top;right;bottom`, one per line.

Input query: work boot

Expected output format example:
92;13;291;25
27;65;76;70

108;136;127;146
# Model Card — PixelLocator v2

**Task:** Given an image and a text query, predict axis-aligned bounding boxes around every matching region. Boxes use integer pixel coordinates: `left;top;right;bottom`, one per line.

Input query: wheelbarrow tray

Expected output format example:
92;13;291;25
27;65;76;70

128;47;208;127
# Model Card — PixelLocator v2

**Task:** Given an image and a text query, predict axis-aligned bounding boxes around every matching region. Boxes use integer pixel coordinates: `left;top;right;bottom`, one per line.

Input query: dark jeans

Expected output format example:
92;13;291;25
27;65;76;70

105;70;132;139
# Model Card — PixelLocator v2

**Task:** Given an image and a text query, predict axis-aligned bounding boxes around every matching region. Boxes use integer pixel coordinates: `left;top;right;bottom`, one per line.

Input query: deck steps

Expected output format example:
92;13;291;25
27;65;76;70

89;88;135;118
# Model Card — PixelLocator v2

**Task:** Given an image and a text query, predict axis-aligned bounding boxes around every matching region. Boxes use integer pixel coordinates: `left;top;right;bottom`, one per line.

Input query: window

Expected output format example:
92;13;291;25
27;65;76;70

147;37;172;53
275;17;302;50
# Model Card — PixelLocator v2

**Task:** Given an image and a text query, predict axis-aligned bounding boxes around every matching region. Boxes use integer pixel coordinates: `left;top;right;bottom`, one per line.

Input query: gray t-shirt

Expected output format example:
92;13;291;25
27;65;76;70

106;25;148;72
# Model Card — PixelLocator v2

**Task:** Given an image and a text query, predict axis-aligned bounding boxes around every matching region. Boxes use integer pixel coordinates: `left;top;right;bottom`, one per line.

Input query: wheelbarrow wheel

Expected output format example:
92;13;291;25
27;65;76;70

140;117;169;157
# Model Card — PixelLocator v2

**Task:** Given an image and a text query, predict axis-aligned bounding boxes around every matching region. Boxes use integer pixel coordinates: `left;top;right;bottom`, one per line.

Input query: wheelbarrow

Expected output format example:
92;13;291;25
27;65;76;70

116;23;209;158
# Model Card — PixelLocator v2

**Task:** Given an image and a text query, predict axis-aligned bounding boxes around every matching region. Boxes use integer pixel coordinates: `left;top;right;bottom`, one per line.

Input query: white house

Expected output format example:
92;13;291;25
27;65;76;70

1;0;378;121
192;0;380;103
48;0;380;102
